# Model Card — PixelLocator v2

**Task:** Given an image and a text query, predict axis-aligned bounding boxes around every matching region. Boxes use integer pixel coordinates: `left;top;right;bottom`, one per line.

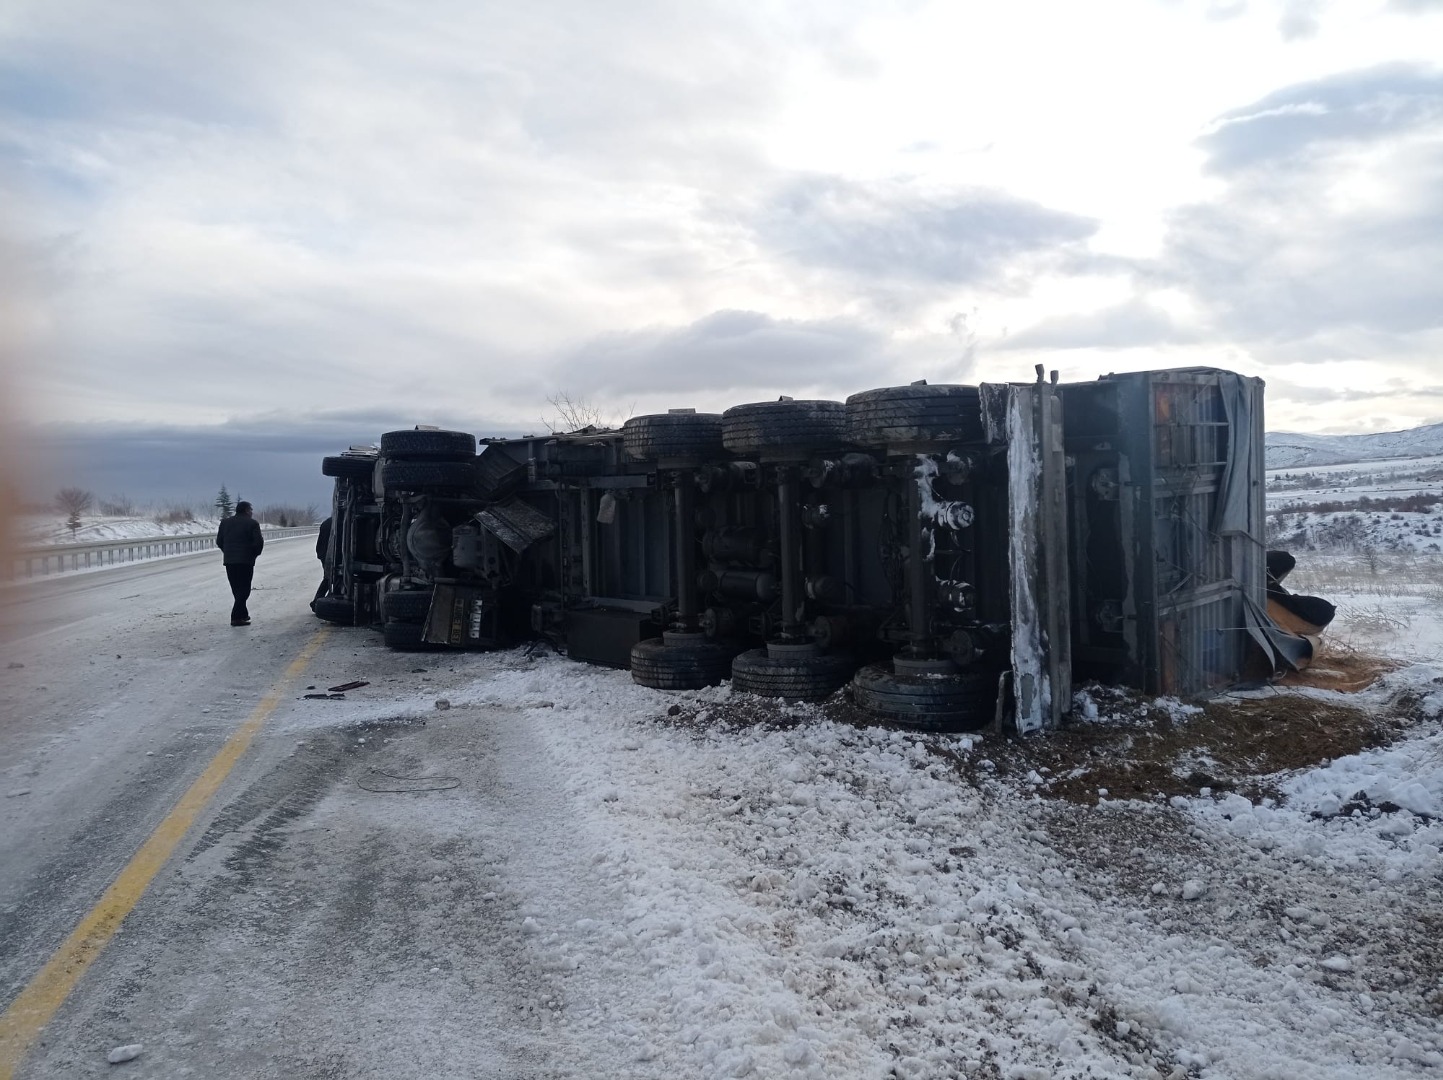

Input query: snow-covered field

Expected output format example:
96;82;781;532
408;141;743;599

1266;456;1443;553
1283;553;1443;665
17;513;303;547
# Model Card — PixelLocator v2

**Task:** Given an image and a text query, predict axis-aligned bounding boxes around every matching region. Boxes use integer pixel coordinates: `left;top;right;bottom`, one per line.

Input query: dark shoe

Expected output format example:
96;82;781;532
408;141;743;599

231;619;251;626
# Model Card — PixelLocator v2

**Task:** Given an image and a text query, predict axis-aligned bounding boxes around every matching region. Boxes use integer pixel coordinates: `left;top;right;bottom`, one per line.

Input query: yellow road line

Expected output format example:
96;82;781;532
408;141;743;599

0;627;331;1080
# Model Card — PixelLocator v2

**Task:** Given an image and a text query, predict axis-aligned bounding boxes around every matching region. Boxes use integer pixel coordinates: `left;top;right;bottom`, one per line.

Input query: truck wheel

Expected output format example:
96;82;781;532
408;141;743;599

730;648;855;701
380;588;433;623
622;413;725;461
382;619;449;651
630;632;731;690
845;384;984;448
379;429;477;459
322;455;377;480
850;663;996;731
721;400;848;455
380;459;476;493
312;596;356;625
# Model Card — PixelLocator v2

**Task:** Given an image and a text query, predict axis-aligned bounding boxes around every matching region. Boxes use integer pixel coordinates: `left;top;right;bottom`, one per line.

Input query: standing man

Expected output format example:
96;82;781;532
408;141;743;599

312;515;333;607
217;500;265;626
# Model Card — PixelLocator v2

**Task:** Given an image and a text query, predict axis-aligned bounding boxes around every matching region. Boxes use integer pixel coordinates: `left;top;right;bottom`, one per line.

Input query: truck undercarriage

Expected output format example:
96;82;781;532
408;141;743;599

316;367;1294;733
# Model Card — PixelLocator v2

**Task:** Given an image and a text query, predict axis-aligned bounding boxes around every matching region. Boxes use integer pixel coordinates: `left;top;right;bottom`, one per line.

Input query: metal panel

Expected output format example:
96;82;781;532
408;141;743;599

1062;367;1266;698
995;375;1072;732
474;499;556;553
566;607;663;668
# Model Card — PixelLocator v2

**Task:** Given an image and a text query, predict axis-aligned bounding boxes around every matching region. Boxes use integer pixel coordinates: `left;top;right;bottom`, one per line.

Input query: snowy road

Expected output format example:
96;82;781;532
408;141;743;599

2;545;1442;1079
0;542;666;1078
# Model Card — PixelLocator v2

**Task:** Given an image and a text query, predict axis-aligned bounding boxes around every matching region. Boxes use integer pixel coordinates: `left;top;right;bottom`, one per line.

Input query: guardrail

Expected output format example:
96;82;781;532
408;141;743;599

6;526;321;581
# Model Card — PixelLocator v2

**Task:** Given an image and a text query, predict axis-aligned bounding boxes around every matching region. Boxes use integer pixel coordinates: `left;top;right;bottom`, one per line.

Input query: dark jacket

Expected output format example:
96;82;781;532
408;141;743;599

316;517;332;561
216;514;264;565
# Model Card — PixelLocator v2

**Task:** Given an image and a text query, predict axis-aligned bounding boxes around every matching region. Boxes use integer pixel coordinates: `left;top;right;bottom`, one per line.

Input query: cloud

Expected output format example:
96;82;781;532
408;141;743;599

1205;1;1249;21
1000;299;1200;351
1266;378;1443;405
554;310;890;401
5;0;1442;445
0;0;823;424
28;406;534;509
1277;0;1324;39
758;176;1096;287
1198;63;1443;173
996;64;1443;373
1148;65;1443;349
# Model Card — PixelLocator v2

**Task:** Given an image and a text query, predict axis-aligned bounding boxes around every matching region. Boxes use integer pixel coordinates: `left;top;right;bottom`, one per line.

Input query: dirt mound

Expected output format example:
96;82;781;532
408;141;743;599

679;657;1419;810
1278;643;1401;692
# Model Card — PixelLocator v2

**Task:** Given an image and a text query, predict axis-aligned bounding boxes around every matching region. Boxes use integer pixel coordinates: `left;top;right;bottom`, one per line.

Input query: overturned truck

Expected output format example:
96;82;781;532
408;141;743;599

316;366;1295;733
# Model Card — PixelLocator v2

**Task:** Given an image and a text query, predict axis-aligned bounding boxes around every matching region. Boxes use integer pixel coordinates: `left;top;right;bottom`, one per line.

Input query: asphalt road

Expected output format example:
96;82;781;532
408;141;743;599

0;541;605;1079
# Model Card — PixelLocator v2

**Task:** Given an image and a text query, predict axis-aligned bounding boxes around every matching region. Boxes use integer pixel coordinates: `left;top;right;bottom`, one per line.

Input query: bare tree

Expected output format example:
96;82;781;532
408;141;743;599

541;391;632;434
98;493;137;516
55;487;93;538
153;503;199;525
55;487;93;517
257;504;322;527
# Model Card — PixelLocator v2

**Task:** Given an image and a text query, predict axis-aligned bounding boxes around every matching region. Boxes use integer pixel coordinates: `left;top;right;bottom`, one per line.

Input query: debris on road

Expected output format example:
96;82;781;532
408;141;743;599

303;693;347;700
327;680;370;693
356;767;460;793
106;1043;143;1064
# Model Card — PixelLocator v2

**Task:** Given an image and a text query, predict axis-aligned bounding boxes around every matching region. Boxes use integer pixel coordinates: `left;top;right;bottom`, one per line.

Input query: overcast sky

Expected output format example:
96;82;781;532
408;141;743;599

3;0;1441;506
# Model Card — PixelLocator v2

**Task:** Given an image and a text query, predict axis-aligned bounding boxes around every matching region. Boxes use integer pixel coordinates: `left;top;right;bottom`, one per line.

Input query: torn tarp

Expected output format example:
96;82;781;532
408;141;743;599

1243;592;1317;676
1212;372;1265;535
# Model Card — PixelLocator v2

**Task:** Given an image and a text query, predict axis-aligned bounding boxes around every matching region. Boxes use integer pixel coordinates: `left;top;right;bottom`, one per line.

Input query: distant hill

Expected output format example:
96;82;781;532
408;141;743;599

1265;421;1443;469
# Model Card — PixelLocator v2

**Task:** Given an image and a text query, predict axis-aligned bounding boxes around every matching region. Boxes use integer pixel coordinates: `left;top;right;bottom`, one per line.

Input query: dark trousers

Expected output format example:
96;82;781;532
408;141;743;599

225;563;255;622
314;566;330;602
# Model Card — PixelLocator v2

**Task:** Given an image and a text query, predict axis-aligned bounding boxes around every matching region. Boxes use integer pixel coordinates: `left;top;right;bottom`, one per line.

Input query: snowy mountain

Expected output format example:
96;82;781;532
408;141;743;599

1266;420;1443;468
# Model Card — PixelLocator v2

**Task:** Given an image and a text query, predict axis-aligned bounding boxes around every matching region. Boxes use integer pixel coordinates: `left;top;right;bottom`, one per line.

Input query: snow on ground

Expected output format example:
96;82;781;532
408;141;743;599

1282;553;1443;665
266;630;1443;1079
1266;457;1443;554
1266;455;1443;490
17;514;307;547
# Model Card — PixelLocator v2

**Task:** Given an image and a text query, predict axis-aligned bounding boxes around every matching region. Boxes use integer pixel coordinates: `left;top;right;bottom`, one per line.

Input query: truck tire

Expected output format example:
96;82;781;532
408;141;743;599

312;596;357;625
379;429;477;459
380;459;476;493
721;400;848;455
851;663;996;731
630;634;731;690
845;384;984;448
380;588;433;623
729;648;855;701
322;455;377;480
622;413;725;461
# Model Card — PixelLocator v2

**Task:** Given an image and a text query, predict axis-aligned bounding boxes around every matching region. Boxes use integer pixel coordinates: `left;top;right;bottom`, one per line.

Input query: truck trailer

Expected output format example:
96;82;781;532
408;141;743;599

314;366;1276;734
